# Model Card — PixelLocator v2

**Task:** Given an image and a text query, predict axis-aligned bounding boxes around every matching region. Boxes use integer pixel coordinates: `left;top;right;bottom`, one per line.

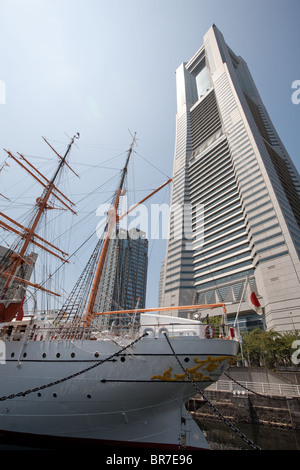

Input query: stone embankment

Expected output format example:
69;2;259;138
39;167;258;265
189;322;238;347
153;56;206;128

187;366;300;429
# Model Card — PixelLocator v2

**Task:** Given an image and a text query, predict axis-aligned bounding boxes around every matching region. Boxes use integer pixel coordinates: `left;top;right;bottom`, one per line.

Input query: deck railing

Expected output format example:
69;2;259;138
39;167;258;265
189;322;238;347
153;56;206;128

140;322;238;340
0;316;239;342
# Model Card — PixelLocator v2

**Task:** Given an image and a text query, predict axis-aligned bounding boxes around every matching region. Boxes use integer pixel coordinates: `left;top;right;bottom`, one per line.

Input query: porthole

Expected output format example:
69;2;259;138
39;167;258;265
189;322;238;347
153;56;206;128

184;357;190;363
53;393;57;398
87;394;91;399
11;352;15;358
42;353;47;358
23;353;27;358
94;352;99;358
37;393;41;397
71;352;75;358
120;356;125;363
56;353;60;358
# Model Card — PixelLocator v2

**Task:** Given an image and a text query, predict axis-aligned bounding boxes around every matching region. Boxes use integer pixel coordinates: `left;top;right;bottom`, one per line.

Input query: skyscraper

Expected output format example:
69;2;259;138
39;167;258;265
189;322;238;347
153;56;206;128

96;227;148;315
161;25;300;333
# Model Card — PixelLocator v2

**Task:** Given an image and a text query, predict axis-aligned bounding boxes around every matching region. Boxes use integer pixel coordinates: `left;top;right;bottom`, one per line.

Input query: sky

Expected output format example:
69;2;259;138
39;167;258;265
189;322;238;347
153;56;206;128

0;0;299;309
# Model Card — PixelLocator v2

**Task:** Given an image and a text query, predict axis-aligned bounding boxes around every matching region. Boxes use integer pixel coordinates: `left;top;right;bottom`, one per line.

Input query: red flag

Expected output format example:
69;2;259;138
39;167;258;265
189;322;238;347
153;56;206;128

250;292;261;308
246;281;263;314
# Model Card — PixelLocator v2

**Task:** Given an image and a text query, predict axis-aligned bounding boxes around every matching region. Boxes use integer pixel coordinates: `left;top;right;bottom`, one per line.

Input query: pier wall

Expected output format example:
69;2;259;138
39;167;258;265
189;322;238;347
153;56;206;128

187;367;300;429
188;392;300;429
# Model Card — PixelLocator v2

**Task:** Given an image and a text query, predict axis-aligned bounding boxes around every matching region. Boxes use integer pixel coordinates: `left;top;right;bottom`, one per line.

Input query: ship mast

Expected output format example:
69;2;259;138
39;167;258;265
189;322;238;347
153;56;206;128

83;132;137;325
1;133;79;295
0;161;10;200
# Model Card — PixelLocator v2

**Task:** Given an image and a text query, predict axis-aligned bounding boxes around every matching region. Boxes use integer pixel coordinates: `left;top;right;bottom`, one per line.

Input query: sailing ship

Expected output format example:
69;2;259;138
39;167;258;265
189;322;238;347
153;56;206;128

0;134;240;449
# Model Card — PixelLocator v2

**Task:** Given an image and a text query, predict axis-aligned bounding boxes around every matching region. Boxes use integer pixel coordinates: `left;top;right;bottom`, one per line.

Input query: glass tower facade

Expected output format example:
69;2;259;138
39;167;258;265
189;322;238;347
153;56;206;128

96;228;148;316
161;25;300;333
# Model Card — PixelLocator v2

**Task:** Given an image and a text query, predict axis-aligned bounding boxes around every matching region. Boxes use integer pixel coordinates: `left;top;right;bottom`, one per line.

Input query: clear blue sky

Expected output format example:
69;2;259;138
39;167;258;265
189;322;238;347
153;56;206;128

0;0;299;308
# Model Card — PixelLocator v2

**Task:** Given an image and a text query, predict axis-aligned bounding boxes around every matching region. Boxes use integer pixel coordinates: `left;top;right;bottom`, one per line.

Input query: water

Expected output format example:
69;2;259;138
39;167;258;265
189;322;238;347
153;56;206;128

197;418;300;450
0;420;299;451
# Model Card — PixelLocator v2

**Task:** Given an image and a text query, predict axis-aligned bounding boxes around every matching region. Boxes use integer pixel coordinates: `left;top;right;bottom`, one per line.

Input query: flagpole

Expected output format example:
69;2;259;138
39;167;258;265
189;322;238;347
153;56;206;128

234;275;248;328
234;276;248;367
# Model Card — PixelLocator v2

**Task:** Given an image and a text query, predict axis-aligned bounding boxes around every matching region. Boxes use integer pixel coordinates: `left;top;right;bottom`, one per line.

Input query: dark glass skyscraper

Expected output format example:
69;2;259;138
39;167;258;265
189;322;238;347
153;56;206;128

96;228;148;314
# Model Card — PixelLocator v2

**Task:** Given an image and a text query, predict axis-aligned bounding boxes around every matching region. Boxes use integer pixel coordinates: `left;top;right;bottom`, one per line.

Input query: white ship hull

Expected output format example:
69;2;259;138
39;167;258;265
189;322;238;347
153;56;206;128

0;315;239;449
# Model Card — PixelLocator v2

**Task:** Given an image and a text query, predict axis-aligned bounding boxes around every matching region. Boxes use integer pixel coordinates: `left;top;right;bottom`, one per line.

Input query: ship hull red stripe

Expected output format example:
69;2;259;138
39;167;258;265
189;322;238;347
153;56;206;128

0;428;207;450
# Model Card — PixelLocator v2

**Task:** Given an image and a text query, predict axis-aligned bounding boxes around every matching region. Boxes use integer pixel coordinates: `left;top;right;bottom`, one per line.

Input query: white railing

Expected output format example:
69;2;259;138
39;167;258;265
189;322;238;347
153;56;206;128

140;314;239;341
207;379;300;397
0;315;239;343
141;323;238;340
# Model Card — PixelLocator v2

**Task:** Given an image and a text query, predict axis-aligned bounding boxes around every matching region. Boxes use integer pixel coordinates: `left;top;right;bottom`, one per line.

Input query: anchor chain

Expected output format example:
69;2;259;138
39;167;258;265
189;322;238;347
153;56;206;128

164;332;261;451
0;333;147;402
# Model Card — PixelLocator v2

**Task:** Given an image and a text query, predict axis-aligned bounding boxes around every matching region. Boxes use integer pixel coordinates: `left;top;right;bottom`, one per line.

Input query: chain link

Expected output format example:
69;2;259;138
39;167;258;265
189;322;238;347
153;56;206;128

163;332;261;451
0;333;147;402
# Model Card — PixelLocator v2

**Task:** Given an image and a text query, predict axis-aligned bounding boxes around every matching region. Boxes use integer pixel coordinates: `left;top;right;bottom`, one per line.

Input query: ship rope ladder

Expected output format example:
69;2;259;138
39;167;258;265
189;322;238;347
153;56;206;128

54;238;104;325
163;331;262;451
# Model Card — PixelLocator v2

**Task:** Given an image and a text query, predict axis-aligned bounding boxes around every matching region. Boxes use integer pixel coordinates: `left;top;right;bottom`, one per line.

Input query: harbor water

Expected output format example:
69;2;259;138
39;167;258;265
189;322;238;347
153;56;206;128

0;419;299;450
196;417;300;450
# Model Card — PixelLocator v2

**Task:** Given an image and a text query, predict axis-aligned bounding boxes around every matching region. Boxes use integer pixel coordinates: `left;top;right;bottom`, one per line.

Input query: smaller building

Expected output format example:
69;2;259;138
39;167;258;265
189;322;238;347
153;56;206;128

95;227;148;328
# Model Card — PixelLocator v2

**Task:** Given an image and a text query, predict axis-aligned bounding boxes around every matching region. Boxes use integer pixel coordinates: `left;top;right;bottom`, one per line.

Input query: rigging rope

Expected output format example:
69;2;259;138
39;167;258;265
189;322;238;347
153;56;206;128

163;332;261;451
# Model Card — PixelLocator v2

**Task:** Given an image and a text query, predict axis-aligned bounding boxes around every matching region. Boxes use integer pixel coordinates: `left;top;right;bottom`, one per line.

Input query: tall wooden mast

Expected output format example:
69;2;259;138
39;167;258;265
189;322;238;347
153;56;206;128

83;133;137;325
0;133;79;319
